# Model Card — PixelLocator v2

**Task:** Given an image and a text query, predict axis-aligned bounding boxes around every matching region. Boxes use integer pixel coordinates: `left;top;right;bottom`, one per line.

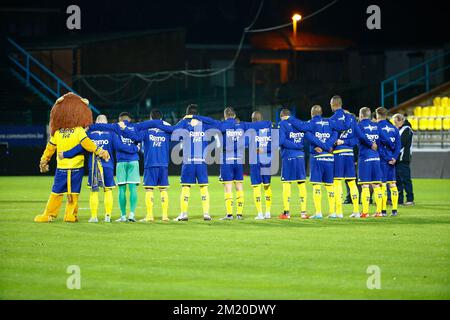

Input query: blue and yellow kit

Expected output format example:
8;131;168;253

329;109;358;180
192;115;271;183
354;119;382;184
121;119;173;188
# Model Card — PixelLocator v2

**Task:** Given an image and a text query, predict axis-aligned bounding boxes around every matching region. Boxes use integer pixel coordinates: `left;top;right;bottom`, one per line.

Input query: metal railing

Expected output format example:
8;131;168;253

413;131;450;149
381;50;450;108
6;37;100;114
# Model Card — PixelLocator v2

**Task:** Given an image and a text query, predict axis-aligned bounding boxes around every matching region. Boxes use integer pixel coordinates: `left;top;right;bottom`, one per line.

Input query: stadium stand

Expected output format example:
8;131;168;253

404;95;450;148
382;48;450;148
0;55;49;126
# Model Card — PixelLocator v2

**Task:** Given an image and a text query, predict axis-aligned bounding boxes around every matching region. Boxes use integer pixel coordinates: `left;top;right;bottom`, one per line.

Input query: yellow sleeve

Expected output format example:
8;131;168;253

77;127;99;153
41;141;56;162
80;136;100;154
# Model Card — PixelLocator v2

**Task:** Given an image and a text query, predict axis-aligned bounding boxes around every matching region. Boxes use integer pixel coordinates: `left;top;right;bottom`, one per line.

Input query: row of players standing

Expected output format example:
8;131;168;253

61;96;401;221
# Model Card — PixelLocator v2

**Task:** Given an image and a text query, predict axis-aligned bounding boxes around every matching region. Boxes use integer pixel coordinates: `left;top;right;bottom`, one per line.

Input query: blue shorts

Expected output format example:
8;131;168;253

250;163;271;185
88;166;115;189
181;163;208;185
310;156;334;185
334;153;356;180
281;156;306;182
381;160;396;183
52;168;84;194
358;158;382;184
144;166;169;188
219;163;243;182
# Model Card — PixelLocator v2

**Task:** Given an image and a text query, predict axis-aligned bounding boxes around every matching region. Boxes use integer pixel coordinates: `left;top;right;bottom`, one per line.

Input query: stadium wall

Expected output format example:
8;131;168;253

411;150;450;179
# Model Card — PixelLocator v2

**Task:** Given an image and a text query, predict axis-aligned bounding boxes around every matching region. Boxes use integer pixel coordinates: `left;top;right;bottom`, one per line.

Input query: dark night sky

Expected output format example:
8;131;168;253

2;0;450;48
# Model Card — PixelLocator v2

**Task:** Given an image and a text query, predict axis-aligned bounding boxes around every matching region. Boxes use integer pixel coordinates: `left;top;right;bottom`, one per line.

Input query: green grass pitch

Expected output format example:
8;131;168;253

0;176;449;300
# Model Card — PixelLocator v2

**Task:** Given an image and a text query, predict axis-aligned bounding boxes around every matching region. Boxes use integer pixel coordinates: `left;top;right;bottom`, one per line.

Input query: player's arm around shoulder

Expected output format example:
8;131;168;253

79;132;110;162
121;126;144;142
286;116;309;132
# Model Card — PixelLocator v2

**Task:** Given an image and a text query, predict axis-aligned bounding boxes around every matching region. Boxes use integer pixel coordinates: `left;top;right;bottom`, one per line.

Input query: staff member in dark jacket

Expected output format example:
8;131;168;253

393;114;414;206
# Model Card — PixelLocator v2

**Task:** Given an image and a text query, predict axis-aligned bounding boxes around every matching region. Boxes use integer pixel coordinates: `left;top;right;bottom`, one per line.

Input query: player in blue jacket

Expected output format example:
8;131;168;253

118;109;172;222
278;108;331;219
89;112;141;222
192;107;272;220
286;106;350;219
354;107;384;218
278;109;309;219
375;107;401;216
59;114;139;222
246;111;273;220
329;96;360;217
131;104;216;221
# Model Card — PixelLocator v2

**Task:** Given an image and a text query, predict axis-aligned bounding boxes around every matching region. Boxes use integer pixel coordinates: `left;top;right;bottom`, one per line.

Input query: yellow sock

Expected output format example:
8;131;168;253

282;182;291;212
361;187;370;214
264;185;272;214
381;183;388;211
160;189;169;219
104;189;113;217
312;184;322;215
145;189;154;220
348;179;359;213
334;179;343;215
225;192;233;215
236;190;244;215
180;186;190;214
89;192;99;219
253;185;263;214
391;185;399;211
325;184;336;215
374;185;383;213
298;182;307;213
200;186;209;215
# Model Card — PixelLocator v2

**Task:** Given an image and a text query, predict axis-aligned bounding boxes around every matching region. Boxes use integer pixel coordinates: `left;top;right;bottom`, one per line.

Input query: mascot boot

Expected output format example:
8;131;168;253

34;193;63;222
63;194;79;223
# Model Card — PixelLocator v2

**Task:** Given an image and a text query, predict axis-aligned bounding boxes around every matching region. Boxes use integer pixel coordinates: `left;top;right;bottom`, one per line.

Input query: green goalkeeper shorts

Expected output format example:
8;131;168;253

116;161;140;185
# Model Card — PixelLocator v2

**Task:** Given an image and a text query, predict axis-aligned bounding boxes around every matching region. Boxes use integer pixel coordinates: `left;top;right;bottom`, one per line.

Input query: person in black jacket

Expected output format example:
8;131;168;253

393;114;414;206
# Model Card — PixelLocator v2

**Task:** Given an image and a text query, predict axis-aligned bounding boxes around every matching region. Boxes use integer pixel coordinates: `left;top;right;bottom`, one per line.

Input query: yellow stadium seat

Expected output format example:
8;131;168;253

429;106;437;117
409;117;419;131
419;117;429;130
437;107;445;117
445;107;450;117
442;97;449;108
434;118;443;131
433;97;441;106
414;106;422;117
427;117;435;130
422;106;430;117
443;118;450;131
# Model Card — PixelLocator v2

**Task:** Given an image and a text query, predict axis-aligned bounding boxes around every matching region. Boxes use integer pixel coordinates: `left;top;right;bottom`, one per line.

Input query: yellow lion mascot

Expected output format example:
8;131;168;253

34;93;110;222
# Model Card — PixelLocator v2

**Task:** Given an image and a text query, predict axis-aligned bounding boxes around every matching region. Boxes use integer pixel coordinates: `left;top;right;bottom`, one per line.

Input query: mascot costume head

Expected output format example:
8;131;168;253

49;92;93;136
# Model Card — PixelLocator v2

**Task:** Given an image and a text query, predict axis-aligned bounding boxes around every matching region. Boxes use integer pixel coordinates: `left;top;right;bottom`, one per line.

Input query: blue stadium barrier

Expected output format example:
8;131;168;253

6;37;100;114
381;50;450;108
